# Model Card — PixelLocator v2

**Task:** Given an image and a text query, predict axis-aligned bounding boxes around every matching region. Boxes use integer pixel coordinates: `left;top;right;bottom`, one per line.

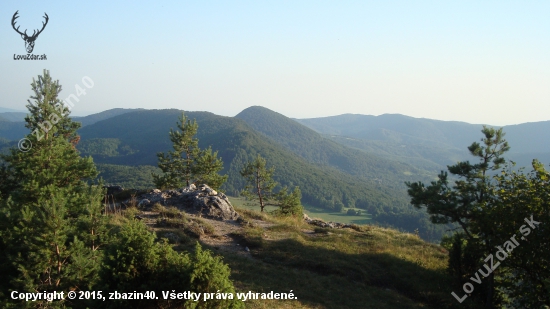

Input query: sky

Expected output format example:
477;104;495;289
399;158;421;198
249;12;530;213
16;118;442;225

0;1;548;125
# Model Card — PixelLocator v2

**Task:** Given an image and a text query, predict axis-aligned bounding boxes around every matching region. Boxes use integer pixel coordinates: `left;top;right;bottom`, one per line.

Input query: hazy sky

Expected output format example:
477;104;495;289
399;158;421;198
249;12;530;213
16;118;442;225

1;1;548;125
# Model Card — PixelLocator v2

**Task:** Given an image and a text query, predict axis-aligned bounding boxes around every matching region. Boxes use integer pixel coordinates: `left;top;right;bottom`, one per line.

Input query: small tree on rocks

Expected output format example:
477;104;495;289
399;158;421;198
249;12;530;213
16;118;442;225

240;154;277;212
153;112;227;190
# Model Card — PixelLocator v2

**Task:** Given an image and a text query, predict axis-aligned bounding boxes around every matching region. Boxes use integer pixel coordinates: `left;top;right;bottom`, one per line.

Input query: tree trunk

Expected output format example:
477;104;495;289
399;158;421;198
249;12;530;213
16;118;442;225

256;169;264;212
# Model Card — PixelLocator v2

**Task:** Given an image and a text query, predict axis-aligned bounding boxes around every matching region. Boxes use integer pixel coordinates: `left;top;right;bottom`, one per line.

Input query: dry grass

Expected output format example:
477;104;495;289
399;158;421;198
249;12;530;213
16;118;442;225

203;207;480;309
105;202;479;309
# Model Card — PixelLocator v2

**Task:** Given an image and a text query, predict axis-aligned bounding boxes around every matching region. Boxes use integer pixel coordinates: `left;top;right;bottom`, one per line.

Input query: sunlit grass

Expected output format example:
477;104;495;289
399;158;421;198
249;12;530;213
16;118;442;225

109;199;475;308
228;195;372;225
197;207;473;309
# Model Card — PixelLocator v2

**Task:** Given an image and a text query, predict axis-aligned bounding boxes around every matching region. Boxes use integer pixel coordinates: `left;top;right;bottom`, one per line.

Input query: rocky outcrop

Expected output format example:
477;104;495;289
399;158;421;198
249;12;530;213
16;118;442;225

303;213;353;229
129;184;239;220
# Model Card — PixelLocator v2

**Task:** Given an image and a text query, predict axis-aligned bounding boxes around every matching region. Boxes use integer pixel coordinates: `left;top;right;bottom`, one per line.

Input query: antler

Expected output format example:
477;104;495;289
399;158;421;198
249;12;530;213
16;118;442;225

30;13;49;38
11;10;26;37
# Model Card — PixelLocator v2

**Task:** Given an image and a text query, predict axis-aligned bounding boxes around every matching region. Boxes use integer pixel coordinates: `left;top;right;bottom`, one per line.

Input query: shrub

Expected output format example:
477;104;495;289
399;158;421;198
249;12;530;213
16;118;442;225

346;208;361;216
100;219;243;308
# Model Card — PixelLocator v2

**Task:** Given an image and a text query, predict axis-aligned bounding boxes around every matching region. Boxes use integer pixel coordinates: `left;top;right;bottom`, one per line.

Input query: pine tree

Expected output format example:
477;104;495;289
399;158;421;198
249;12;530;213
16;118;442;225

193;146;228;190
276;186;303;216
0;70;107;308
405;126;514;307
486;160;550;307
240;154;302;215
153;112;227;190
240;154;277;212
153;112;199;189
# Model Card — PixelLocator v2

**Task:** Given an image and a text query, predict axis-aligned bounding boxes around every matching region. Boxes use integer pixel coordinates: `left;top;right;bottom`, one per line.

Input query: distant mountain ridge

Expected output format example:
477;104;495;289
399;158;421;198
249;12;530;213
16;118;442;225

0;108;140;124
236;106;434;184
0;112;28;122
297;114;485;150
76;108;144;126
0;107;25;113
0;108;141;140
296;113;550;168
75;109;413;215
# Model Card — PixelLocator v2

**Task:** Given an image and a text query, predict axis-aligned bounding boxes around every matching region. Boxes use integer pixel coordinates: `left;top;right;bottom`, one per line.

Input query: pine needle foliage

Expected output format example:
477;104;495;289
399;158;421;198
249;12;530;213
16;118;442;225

407;126;550;308
153;112;227;190
0;70;107;308
0;71;243;309
101;219;244;309
275;186;303;217
240;154;303;216
240;154;277;212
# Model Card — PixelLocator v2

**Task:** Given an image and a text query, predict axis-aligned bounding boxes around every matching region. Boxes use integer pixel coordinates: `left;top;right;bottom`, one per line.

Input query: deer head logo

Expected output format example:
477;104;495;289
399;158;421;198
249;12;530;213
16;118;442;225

12;11;49;54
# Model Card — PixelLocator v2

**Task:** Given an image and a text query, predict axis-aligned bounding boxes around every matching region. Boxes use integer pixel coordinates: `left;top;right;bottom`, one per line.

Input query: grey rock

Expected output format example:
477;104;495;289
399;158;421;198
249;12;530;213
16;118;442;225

138;199;150;207
181;184;197;193
128;184;239;220
198;184;217;196
163;232;180;243
303;213;354;230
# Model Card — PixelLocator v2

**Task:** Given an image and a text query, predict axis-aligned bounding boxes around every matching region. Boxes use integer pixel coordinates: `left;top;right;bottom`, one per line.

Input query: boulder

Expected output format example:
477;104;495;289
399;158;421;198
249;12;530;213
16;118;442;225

303;213;352;229
138;199;151;208
129;184;239;220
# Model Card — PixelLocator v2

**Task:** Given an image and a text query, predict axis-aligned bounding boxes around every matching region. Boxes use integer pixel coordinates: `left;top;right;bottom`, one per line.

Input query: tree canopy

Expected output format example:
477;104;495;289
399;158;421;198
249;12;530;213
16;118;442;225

153;112;227;190
406;126;549;307
0;71;242;308
240;154;303;216
0;70;107;307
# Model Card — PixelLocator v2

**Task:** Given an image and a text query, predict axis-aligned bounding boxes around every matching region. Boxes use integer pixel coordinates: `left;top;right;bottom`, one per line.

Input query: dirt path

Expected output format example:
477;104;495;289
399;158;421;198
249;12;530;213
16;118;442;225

139;210;274;258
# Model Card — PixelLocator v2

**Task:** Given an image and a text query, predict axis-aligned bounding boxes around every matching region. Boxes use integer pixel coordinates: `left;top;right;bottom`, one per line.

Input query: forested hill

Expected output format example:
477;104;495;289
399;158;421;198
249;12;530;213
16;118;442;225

75;109;410;214
0;107;24;113
76;108;143;126
297;114;482;149
0;108;140;140
236;106;435;188
296;114;550;168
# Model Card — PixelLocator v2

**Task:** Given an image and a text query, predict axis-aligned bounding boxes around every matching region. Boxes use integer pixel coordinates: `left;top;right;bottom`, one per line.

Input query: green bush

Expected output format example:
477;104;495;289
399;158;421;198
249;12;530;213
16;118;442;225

276;186;303;217
100;219;243;308
346;208;361;216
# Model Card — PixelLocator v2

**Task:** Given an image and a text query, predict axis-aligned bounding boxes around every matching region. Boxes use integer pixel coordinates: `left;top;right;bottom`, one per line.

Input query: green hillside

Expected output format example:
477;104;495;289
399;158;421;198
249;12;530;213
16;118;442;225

0;119;27;141
76;109;408;210
0;112;28;122
154;206;482;309
76;108;143;127
75;109;449;241
296;113;483;149
325;134;468;171
236;106;436;189
297;113;550;168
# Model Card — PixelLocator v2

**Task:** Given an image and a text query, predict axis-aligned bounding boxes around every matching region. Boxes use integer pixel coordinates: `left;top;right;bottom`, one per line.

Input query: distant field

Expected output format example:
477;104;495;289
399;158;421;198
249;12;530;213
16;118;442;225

228;196;372;225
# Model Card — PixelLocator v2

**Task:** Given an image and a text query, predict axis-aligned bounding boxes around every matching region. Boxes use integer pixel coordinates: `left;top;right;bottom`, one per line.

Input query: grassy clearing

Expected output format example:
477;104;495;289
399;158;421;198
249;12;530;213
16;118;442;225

202;207;480;309
303;205;372;225
229;196;372;225
148;203;216;240
109;202;481;308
